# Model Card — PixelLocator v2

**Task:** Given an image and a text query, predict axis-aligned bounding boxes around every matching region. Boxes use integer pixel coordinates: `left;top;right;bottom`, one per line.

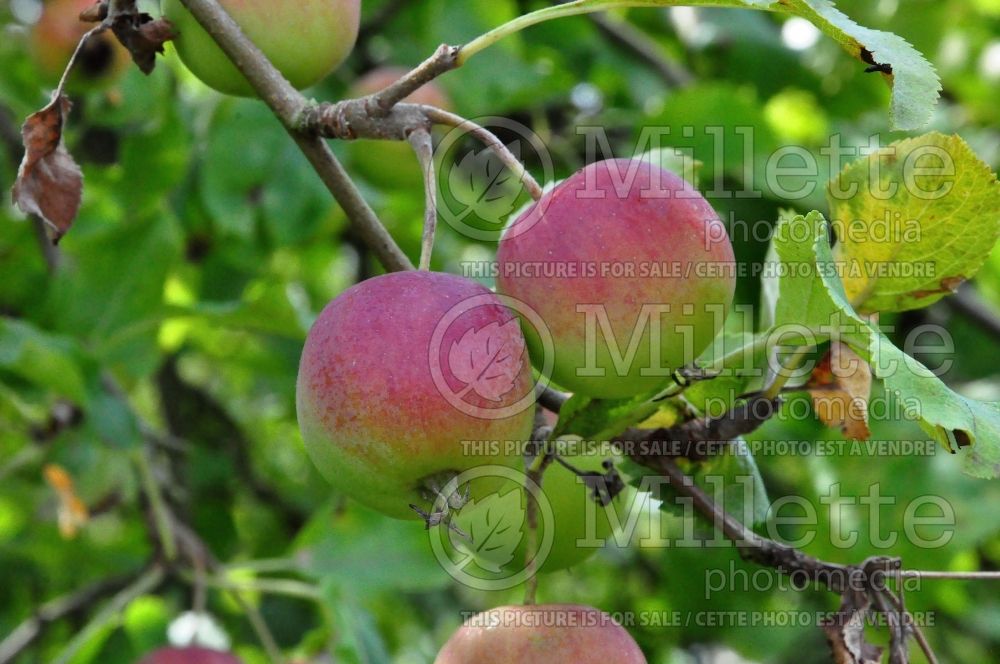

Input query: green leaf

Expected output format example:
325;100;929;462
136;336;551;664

628;437;770;527
321;586;391;664
635;147;702;186
830;133;1000;313
771;211;851;337
781;0;940;130
768;211;1000;477
861;334;1000;479
0;318;87;402
295;504;449;594
47;212;181;378
462;0;940;130
552;390;662;442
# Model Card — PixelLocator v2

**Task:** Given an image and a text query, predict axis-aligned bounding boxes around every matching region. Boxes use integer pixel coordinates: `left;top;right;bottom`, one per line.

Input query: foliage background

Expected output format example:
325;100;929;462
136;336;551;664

1;0;1000;662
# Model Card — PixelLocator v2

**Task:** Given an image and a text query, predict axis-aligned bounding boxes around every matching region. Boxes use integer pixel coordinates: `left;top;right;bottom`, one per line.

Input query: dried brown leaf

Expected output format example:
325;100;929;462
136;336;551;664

11;96;82;243
821;579;883;664
808;342;873;440
111;12;176;74
79;0;108;22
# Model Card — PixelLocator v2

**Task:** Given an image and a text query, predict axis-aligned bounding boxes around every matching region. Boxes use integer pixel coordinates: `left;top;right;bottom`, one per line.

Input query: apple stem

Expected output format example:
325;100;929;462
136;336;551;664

409;129;439;271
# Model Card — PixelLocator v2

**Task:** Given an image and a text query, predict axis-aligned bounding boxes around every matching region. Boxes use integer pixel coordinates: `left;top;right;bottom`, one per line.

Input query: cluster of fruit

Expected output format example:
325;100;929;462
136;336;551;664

30;2;735;661
295;157;734;660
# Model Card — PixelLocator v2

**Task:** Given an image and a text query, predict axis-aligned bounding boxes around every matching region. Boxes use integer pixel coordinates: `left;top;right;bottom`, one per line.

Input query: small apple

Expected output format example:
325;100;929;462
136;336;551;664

443;443;629;575
162;0;360;96
137;646;243;664
435;604;647;663
30;0;131;91
496;158;736;399
296;271;536;519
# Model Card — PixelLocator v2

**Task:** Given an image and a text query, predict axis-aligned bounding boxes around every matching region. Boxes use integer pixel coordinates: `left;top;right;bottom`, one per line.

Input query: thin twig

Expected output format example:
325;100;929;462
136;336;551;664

190;573;322;602
170;513;287;663
588;12;693;87
884;588;939;664
945;285;1000;340
134;447;177;561
423;106;544;201
409;129;438;270
0;573;137;664
54;26;106;97
366;44;461;115
871;587;907;664
523;447;555;605
900;570;1000;580
51;565;166;664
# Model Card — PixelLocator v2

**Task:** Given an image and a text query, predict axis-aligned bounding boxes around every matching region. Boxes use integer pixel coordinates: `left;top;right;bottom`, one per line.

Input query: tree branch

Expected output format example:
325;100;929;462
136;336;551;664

177;0;413;271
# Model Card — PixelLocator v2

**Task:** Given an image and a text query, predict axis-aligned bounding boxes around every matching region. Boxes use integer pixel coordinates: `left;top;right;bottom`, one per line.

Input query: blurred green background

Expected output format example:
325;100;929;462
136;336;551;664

1;0;999;662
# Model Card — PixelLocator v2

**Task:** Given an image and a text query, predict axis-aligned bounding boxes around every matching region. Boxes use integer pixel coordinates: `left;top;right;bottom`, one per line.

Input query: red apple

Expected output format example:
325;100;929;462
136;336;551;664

435;604;647;663
137;646;243;664
496;158;736;399
296;271;536;519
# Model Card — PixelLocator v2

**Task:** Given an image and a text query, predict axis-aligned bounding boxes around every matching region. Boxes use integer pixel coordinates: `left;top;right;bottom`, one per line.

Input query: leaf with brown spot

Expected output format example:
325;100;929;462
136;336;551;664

807;342;872;441
110;12;176;74
11;95;82;243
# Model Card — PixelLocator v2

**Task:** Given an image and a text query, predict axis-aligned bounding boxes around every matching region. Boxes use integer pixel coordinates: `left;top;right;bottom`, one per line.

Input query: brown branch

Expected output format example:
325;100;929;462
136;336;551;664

363;44;462;115
177;0;413;271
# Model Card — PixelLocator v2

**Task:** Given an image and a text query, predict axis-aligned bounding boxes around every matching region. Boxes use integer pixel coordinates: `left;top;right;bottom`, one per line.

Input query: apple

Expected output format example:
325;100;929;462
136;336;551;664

496;158;736;399
137;646;243;664
296;271;536;519
30;0;131;90
435;604;647;663
347;67;452;188
162;0;360;96
444;443;629;575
